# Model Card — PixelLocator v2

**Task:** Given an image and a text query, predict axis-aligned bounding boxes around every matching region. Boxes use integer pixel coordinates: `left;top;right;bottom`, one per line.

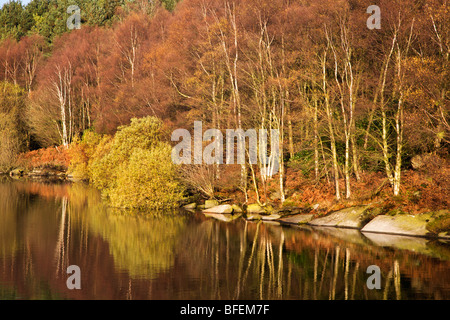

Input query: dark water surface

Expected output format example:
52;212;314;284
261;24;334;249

0;179;449;300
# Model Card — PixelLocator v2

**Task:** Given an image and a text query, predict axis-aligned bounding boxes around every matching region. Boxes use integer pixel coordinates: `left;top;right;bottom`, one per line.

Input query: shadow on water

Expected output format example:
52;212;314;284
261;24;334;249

0;179;449;300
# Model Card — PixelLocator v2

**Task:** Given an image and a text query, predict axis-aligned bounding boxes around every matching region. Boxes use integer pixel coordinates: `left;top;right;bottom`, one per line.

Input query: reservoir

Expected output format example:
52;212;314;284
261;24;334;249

0;179;449;300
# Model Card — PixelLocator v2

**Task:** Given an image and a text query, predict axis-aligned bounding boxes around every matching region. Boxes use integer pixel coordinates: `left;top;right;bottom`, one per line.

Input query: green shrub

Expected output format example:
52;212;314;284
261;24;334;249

109;145;185;210
90;116;163;192
72;116;186;210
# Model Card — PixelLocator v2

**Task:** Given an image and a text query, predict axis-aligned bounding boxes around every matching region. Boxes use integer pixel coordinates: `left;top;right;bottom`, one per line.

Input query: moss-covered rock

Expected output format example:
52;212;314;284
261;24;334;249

246;203;265;214
204;200;219;209
231;204;243;213
308;206;370;229
282;200;297;208
361;214;434;237
427;210;450;235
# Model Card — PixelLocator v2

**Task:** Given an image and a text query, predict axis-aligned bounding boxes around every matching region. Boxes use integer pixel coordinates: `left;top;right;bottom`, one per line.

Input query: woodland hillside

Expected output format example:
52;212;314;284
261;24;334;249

0;0;448;212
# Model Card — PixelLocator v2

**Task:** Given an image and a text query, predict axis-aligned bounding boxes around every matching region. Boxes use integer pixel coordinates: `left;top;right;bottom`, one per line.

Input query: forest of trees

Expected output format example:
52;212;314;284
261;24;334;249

0;0;448;208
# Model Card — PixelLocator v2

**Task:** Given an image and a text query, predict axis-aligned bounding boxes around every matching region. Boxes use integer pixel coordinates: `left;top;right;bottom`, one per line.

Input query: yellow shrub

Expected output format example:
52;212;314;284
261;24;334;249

72;116;186;210
109;144;185;210
68;130;103;180
89;135;113;190
90;117;164;192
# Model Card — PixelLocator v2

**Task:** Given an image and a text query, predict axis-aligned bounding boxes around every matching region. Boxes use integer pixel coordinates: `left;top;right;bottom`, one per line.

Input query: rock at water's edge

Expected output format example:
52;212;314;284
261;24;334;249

308;206;369;229
232;204;243;213
203;204;233;214
361;214;432;237
183;203;197;210
9;168;24;177
205;200;220;209
247;203;265;214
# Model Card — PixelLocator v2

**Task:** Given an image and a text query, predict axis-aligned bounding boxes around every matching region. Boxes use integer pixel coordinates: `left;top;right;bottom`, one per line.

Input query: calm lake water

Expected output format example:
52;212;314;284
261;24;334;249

0;178;449;300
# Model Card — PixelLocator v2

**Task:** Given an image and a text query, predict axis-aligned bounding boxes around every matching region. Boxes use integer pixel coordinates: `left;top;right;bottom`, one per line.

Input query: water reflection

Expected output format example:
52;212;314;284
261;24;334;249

87;208;186;280
0;179;449;300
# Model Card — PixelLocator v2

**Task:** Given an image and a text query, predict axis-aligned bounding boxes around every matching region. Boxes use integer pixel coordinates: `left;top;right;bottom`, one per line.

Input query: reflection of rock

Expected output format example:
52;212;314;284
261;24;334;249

183;203;197;210
262;220;281;226
279;214;314;225
361;214;432;237
67;174;83;182
9;168;24;177
312;226;370;246
29;169;67;180
246;213;262;221
309;206;369;229
203;213;242;222
426;240;450;261
439;232;450;239
363;232;450;260
203;204;233;214
261;214;281;221
289;224;315;233
28;169;44;177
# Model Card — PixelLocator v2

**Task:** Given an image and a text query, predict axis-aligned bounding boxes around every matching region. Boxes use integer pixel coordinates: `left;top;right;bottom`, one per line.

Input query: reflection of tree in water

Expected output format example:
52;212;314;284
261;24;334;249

0;182;19;258
86;207;186;280
1;179;449;299
175;219;292;299
175;218;450;300
64;182;188;281
0;179;72;299
283;227;450;300
0;180;189;298
0;179;41;259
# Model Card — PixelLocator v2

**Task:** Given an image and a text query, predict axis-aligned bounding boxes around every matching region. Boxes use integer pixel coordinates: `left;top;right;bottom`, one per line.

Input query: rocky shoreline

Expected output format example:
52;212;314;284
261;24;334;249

3;170;449;241
185;201;450;240
4;167;84;182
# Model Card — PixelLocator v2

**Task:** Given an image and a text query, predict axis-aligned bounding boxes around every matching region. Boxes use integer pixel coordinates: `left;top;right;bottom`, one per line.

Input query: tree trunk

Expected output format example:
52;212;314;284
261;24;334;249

322;50;340;200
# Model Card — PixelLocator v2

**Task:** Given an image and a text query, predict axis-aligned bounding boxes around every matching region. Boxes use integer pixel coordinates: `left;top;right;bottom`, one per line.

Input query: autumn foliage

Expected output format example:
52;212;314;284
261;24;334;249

0;0;449;210
67;116;185;210
16;146;70;171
